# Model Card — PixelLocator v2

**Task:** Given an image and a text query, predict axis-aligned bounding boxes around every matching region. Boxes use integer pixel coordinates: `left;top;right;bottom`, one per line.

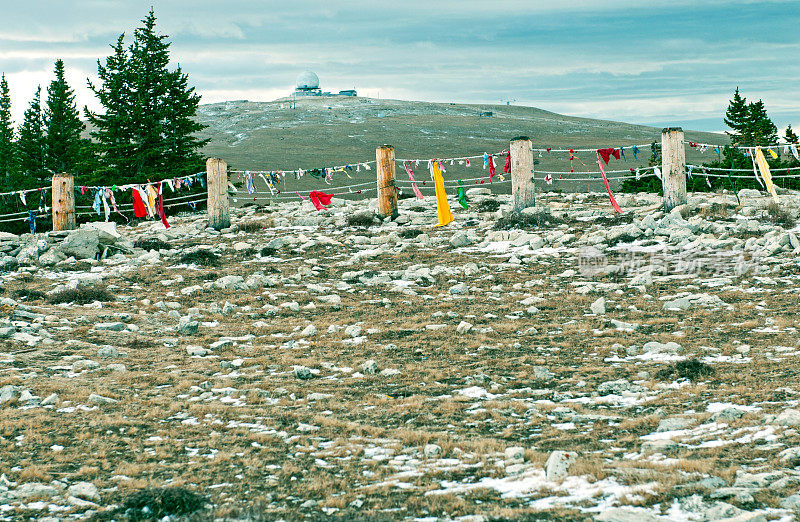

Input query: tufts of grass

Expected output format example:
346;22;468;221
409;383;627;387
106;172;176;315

15;289;46;301
762;202;796;229
657;359;715;381
494;211;564;231
476;199;501;213
398;229;423;239
238;221;264;233
117;487;206;521
180;250;220;267
134;238;171;251
48;286;113;305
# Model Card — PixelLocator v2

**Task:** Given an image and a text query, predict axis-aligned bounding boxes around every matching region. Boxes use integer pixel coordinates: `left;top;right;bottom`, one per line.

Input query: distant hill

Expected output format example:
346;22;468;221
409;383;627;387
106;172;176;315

195;96;728;195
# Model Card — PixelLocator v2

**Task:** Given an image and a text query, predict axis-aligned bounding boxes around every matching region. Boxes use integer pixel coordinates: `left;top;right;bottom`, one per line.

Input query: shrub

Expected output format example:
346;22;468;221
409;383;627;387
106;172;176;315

657;359;715;381
48;286;114;305
134;238;171;251
493;211;564;231
347;213;379;228
180;250;220;267
476;199;501;213
119;487;206;521
762;202;796;228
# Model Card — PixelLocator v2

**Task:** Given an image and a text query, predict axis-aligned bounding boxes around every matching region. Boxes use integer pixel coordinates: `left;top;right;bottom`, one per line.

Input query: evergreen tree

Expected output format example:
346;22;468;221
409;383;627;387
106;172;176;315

724;87;749;145
0;74;16;188
45;59;85;174
16;86;48;189
786;124;799;145
86;34;136;182
746;100;778;147
87;9;207;183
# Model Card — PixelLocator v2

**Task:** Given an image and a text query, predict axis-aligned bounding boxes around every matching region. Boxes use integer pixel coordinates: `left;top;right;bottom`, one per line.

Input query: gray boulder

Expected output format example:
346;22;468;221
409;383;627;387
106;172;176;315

59;229;100;260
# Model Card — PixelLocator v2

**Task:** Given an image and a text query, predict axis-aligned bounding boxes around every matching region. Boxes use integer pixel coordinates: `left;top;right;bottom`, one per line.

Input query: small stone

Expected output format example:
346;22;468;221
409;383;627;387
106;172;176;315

379;368;400;377
449;283;469;295
533;366;554;380
775;409;800;426
344;325;362;338
41;393;59;406
300;324;317;336
361;360;378;375
178;317;199;335
186;346;209;356
504;446;525;463
94;322;125;331
424;444;442;458
590;297;606;315
68;482;100;502
88;393;117;405
456;321;473;334
96;346;119;358
545;450;577;481
294;366;313;379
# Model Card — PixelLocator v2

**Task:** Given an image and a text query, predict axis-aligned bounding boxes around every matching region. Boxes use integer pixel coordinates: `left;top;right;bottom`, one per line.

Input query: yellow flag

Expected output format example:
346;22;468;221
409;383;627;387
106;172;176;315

433;161;454;227
768;148;778;159
754;148;779;203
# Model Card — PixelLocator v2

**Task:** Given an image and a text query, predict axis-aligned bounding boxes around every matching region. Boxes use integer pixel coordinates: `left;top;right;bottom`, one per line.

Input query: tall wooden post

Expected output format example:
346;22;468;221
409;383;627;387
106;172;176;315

511;136;535;212
662;127;686;212
207;158;230;230
51;174;76;231
376;145;398;219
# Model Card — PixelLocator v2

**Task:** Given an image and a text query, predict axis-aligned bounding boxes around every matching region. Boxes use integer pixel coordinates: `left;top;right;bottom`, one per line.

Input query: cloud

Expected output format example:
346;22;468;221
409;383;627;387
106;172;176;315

1;1;797;132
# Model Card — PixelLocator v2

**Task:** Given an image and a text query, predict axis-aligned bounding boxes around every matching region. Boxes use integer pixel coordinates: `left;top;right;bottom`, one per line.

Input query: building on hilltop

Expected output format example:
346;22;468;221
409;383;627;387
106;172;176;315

293;70;357;97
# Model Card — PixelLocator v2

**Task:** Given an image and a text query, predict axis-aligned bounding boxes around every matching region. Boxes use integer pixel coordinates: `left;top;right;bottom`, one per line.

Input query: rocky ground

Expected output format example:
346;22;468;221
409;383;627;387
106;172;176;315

1;187;800;521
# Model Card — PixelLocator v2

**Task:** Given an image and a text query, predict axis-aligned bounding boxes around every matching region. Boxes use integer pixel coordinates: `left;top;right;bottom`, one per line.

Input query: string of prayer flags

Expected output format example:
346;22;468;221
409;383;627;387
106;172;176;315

597;148;620;165
457;180;468;210
433;161;453;227
754;148;779;203
595;150;623;214
158;182;170;229
403;162;424;200
132;187;147;218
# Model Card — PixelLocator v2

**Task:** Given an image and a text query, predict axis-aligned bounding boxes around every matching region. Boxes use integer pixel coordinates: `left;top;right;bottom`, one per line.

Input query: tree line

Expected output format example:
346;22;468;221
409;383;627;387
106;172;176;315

0;9;207;192
622;88;799;194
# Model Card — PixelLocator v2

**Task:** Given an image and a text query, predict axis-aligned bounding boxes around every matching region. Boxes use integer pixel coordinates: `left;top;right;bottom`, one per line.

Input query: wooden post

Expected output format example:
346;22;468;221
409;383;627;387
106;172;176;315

51;174;76;231
662;127;686;212
206;158;230;230
511;136;535;212
376;145;398;219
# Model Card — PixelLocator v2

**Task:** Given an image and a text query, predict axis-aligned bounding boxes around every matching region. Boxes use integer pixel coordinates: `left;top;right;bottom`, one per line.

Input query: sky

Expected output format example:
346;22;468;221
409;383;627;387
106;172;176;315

1;0;799;134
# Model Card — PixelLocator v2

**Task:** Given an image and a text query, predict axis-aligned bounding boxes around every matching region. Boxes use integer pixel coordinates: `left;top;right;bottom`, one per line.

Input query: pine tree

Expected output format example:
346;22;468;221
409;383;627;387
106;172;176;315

45;59;85;175
786;124;799;145
86;34;136;182
747;100;778;147
0;74;16;189
128;8;171;177
16;86;48;189
87;9;207;183
724;87;749;145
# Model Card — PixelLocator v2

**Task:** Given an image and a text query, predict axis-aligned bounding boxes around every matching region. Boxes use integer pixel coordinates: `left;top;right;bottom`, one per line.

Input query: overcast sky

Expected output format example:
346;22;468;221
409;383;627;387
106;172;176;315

2;1;798;133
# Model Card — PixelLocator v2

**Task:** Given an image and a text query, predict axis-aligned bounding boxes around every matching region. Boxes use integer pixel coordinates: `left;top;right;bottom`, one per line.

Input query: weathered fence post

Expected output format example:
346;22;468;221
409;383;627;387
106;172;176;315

662;127;686;212
51;173;76;231
376;145;398;219
206;158;230;230
511;136;535;212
